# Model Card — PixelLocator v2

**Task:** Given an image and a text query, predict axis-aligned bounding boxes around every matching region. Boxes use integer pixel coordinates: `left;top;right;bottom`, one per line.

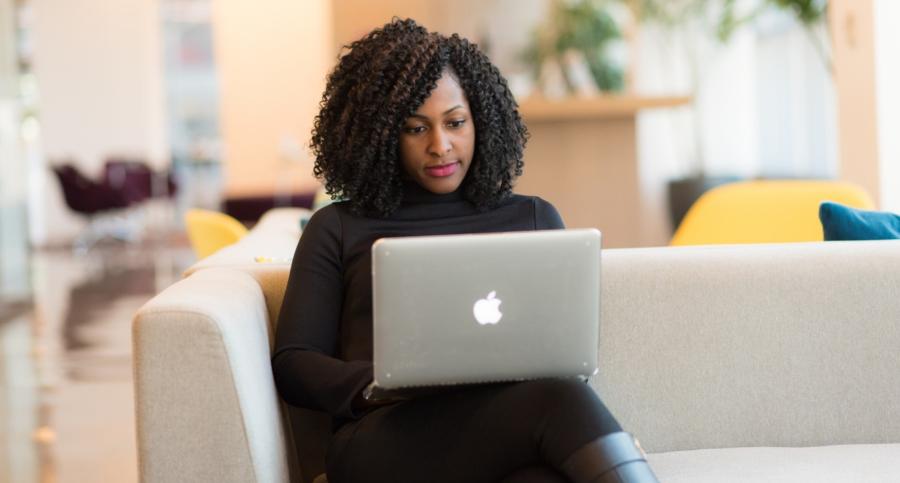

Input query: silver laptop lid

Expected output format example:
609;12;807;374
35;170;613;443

372;228;601;389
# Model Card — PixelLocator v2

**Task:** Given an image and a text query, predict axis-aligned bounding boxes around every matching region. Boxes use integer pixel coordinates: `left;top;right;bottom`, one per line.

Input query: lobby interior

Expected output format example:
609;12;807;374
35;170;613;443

1;1;898;482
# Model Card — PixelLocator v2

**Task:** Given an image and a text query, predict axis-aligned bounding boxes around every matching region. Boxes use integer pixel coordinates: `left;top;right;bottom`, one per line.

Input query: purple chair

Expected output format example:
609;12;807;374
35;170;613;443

51;163;139;250
103;158;178;204
52;164;132;214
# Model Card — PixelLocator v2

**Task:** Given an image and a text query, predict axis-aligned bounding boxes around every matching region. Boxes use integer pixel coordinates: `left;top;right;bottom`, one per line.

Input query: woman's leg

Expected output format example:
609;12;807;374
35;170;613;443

500;466;569;483
325;378;634;483
560;431;658;483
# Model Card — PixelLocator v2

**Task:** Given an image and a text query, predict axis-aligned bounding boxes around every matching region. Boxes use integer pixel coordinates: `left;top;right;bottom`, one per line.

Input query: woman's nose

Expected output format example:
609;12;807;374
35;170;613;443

427;128;452;157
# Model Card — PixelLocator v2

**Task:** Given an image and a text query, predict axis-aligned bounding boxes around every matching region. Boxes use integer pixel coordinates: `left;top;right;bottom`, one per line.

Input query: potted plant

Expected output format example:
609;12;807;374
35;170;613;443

522;0;626;97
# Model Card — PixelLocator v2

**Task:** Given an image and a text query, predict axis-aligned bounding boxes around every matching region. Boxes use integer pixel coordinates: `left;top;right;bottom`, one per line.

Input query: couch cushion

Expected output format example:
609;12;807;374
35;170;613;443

819;202;900;240
648;444;900;483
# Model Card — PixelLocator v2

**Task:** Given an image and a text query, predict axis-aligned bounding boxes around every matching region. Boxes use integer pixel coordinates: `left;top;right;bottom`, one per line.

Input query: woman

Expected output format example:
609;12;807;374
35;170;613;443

273;19;659;483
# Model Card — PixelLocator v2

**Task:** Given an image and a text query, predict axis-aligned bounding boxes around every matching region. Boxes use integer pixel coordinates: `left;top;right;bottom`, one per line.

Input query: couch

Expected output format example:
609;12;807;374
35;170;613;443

133;208;900;482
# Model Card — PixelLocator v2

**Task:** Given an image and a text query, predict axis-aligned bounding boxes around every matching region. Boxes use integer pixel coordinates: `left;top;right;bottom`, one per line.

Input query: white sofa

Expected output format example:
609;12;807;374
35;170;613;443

133;209;900;482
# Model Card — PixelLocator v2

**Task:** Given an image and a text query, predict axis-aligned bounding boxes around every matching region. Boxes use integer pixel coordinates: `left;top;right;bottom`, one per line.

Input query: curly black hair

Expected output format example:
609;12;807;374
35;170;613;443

310;18;528;217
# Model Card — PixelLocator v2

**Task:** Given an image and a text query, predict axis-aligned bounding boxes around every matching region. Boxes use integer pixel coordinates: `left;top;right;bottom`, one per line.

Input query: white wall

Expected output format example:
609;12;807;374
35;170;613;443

875;0;900;212
332;0;433;49
28;0;167;245
332;0;548;75
211;0;331;197
432;0;547;75
754;15;837;179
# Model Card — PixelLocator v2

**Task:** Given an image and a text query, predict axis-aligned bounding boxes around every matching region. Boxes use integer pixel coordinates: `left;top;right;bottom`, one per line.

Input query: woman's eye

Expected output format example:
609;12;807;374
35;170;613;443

447;119;466;128
404;126;426;134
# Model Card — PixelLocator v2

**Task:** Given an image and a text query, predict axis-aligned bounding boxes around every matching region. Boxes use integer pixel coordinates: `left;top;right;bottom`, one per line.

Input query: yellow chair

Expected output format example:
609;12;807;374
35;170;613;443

670;180;875;246
184;209;249;259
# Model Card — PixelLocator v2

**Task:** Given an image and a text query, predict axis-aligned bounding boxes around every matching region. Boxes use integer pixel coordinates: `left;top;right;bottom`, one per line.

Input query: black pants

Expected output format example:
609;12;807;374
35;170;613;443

326;378;622;483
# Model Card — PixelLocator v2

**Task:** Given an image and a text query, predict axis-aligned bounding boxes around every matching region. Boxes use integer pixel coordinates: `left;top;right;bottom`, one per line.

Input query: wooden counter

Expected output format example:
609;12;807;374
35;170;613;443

514;95;691;248
519;95;691;121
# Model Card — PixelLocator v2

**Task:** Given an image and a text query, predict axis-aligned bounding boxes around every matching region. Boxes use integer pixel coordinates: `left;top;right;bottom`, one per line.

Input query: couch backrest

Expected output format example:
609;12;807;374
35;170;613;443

593;240;900;452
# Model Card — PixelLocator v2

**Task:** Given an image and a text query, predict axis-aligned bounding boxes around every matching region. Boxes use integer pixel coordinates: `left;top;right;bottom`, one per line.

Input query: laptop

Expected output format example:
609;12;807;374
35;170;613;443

370;228;601;395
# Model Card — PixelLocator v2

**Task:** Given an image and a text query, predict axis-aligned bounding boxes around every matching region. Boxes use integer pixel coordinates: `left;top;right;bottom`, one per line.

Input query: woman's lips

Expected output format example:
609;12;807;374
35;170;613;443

424;161;459;178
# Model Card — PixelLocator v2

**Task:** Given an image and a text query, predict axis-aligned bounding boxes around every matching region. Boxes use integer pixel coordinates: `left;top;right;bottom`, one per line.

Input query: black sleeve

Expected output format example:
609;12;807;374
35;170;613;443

533;197;566;230
271;206;373;419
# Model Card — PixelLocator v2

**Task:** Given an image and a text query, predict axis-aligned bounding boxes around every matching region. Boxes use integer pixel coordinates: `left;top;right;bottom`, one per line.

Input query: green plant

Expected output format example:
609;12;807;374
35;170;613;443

523;0;625;93
632;0;831;71
630;0;711;28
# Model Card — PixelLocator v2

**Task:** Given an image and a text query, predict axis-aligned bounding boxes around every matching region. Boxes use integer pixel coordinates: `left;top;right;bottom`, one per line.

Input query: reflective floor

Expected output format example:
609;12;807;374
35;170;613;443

0;238;195;483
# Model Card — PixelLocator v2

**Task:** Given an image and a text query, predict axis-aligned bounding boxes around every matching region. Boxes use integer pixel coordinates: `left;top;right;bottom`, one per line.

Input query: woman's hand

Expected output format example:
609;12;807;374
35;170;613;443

352;381;408;410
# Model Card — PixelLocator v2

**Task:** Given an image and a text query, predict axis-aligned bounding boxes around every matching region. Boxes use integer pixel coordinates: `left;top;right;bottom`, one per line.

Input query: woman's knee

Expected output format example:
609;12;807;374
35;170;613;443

520;379;622;450
518;378;601;410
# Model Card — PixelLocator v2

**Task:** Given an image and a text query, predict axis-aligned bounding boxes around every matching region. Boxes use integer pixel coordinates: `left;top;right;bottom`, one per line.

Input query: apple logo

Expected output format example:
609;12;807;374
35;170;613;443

473;291;503;325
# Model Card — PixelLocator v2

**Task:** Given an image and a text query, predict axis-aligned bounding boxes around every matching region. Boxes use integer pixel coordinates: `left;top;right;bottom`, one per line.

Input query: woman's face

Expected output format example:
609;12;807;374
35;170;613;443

399;70;475;194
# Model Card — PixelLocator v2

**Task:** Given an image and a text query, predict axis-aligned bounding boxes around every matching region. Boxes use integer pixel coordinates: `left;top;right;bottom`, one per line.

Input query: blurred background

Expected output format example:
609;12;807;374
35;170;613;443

0;0;897;481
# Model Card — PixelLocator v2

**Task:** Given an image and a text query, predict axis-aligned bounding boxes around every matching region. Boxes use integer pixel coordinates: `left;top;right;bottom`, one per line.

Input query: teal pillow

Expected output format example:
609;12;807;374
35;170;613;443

819;201;900;241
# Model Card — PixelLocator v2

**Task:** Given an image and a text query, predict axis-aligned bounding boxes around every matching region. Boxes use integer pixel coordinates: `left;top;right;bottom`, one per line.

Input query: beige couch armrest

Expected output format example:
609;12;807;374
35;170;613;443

133;268;293;483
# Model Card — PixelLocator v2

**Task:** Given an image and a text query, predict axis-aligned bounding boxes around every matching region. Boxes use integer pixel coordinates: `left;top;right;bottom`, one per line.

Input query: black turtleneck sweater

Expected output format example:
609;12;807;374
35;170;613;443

272;183;564;422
